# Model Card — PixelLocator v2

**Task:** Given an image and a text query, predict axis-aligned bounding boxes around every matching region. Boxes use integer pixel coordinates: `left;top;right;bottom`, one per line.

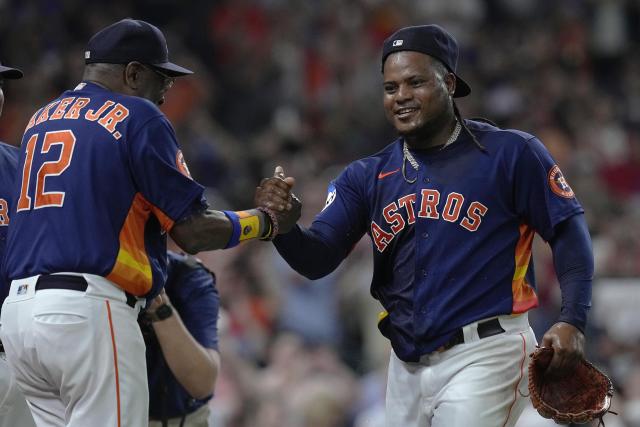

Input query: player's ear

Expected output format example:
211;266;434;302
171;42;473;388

446;72;456;96
123;62;144;90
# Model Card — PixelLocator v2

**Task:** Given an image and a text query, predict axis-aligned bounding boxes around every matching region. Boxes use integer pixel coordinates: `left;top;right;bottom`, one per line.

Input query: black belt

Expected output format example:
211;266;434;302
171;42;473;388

442;318;505;351
36;274;138;309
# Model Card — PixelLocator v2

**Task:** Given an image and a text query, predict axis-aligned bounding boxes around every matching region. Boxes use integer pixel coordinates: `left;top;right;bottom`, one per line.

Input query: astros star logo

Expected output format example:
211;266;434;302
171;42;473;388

548;165;574;198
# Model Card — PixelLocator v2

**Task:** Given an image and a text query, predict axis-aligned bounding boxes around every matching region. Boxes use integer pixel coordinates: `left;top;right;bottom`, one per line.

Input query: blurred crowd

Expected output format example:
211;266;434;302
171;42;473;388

1;0;640;426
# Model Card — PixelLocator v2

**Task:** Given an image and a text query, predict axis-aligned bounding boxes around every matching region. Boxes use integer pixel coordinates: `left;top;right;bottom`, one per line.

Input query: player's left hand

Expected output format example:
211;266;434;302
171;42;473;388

540;321;585;378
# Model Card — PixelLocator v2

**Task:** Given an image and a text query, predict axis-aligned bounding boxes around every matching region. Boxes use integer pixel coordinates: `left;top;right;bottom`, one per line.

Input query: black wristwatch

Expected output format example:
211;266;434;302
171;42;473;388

148;304;174;322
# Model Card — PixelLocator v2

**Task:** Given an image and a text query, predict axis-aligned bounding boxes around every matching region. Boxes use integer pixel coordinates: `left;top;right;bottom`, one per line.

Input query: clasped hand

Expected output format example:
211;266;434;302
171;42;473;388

254;166;302;234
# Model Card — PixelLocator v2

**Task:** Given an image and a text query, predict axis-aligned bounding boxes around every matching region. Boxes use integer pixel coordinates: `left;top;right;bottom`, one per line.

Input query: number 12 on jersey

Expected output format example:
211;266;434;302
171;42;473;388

17;130;76;211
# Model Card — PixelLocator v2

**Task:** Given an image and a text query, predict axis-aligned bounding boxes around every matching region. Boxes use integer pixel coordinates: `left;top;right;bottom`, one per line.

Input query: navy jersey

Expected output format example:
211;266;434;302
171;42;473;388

0;141;19;304
3;82;207;298
147;251;219;419
275;119;583;362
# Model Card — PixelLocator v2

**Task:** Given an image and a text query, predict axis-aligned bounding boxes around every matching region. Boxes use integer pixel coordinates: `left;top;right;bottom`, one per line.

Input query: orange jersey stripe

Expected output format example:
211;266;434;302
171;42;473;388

511;224;539;313
150;203;175;232
106;193;175;296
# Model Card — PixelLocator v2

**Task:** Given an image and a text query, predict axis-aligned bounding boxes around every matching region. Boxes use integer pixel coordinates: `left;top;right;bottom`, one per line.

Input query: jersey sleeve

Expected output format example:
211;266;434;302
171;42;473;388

171;262;220;350
127;116;207;231
273;163;368;279
312;163;369;247
513;137;584;241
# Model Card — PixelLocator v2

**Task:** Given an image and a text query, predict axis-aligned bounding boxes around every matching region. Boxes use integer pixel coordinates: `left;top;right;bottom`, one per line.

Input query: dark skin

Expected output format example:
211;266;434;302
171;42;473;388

541;322;585;377
83;62;170;106
382;52;457;149
83;63;297;253
254;167;301;233
257;51;584;377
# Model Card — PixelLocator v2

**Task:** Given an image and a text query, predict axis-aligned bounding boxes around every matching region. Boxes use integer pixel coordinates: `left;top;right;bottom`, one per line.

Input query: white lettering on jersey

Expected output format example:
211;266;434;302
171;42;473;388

372;190;489;252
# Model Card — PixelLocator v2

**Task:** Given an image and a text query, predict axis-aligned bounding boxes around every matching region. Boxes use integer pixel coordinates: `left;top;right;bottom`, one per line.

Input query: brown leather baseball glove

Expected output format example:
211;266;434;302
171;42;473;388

528;347;615;425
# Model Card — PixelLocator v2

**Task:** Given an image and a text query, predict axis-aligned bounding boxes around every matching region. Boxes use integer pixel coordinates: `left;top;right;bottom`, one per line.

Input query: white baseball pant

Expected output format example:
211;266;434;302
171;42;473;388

385;313;537;427
0;273;147;427
0;350;36;427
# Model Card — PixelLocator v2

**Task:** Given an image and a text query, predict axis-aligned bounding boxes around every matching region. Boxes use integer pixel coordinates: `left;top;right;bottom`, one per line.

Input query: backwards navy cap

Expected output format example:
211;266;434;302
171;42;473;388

382;24;470;97
85;18;193;77
0;62;23;79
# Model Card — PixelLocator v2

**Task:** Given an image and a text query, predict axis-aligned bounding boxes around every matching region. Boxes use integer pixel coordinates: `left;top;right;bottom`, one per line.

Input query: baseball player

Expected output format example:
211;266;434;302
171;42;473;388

0;19;294;427
0;61;37;427
140;250;220;427
256;25;594;427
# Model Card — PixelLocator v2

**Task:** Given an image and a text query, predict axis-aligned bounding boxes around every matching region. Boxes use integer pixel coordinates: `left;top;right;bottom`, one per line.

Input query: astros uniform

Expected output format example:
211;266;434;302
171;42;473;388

0;81;207;427
146;251;220;425
273;119;584;426
0;141;36;427
0;142;19;298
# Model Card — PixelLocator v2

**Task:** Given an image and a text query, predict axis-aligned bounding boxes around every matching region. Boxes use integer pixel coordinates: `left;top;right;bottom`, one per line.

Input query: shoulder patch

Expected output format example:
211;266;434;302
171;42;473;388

548;165;574;198
322;183;337;211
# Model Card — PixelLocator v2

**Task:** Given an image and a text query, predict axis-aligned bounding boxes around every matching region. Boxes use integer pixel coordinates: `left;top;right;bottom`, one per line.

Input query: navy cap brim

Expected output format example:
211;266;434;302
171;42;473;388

152;61;193;77
383;49;470;98
0;65;24;79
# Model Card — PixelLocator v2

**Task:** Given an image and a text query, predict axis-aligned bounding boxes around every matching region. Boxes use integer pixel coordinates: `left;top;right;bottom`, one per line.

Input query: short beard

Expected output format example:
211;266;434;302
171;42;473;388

400;107;452;148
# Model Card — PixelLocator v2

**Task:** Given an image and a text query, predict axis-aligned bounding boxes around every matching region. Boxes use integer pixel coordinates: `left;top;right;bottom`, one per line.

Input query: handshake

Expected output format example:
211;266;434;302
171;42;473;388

254;165;302;236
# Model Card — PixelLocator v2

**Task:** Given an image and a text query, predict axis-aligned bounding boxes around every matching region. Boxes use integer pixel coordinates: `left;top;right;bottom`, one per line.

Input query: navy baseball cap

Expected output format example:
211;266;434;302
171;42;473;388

84;18;193;77
382;24;470;98
0;62;23;79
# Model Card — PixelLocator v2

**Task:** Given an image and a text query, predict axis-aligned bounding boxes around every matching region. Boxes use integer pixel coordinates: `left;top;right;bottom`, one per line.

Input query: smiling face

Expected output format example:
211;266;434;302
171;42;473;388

383;51;456;145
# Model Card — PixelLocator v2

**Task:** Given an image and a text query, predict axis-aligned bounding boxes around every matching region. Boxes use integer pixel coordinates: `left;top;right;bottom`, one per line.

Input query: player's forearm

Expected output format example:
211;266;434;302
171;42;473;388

170;208;270;254
549;214;594;332
273;224;347;279
152;311;219;399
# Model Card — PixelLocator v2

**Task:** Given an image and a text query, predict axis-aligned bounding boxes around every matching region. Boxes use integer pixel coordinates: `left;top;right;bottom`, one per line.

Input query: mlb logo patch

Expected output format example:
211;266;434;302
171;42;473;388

392;39;403;47
322;184;337;211
17;284;28;295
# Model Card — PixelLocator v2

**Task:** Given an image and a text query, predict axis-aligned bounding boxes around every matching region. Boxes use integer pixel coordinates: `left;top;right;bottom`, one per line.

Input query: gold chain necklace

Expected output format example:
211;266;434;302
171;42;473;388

401;121;462;183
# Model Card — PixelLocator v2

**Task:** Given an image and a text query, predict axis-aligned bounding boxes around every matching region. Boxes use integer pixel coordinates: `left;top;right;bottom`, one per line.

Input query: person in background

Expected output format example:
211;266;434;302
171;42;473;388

0;60;36;427
141;250;220;427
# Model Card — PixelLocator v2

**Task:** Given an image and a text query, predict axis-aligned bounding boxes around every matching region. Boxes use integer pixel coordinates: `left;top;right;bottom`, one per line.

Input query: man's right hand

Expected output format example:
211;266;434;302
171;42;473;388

255;166;302;234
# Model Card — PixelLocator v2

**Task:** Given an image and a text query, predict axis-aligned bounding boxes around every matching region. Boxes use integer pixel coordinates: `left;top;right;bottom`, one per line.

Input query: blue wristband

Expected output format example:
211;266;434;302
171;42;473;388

223;211;241;249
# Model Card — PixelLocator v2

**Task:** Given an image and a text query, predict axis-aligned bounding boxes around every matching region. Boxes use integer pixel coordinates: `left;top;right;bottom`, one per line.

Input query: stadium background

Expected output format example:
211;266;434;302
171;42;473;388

1;1;638;426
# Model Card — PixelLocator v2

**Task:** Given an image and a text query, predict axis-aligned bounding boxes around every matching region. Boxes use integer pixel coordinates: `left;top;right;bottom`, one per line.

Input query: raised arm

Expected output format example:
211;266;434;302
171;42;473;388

255;166;365;279
171;167;299;254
